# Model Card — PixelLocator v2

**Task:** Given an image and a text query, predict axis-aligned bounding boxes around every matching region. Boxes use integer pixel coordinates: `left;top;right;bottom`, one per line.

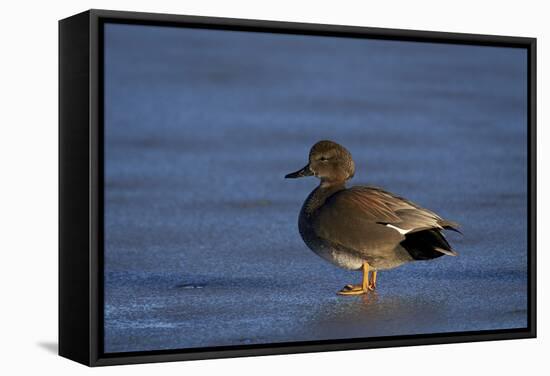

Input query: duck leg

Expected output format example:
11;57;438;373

369;271;377;290
338;263;373;295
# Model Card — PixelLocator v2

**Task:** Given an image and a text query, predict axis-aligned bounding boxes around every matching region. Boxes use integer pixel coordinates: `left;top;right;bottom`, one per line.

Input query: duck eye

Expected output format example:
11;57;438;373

319;156;330;162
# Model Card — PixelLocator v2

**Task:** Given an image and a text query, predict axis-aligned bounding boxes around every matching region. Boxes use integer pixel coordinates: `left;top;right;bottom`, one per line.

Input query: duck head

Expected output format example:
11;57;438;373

285;140;355;186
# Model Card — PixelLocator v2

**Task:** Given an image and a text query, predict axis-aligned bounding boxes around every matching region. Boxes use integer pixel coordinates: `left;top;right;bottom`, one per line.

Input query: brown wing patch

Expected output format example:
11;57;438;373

326;186;458;235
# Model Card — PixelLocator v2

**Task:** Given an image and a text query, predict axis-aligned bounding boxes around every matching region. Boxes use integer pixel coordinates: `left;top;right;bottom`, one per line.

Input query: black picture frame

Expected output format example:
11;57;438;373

59;9;537;367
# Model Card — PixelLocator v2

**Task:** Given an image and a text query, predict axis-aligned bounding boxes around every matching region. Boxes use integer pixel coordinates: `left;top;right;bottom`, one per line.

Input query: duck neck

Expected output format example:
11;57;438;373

302;180;346;215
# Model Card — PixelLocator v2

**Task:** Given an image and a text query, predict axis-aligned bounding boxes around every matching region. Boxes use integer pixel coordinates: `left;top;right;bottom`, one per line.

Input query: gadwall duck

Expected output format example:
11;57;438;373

285;140;460;295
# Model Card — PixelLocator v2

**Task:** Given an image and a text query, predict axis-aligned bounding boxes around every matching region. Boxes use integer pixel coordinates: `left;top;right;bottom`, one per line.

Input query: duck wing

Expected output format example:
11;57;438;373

348;186;460;234
314;186;459;257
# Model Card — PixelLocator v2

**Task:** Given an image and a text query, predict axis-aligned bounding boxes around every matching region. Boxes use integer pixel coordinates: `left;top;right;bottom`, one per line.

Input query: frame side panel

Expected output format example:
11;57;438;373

528;39;537;337
59;10;92;366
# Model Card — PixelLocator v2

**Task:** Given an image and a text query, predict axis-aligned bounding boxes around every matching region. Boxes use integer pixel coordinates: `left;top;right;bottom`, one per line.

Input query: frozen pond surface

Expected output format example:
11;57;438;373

103;24;528;353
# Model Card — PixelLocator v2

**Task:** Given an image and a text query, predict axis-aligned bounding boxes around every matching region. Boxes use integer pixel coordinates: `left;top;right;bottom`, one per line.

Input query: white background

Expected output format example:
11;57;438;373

0;0;547;374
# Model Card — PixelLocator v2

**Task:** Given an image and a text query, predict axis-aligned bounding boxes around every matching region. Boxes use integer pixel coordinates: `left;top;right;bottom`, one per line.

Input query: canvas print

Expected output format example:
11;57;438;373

103;22;528;353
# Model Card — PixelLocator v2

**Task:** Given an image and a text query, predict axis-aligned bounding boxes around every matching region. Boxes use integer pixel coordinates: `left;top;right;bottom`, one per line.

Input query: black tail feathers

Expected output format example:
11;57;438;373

401;229;458;260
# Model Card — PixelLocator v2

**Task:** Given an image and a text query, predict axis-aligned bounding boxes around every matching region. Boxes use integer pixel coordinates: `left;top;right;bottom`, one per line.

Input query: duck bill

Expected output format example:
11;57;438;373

285;164;313;179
